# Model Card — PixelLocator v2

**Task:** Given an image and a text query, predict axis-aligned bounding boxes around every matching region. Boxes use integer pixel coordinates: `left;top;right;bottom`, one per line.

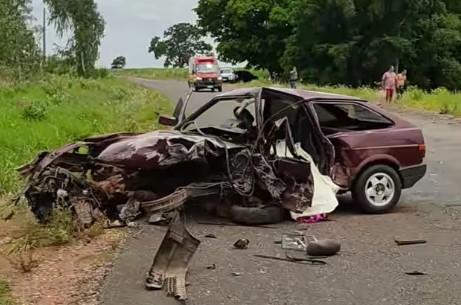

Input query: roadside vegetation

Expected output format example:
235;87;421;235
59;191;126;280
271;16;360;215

116;67;461;116
0;279;16;305
115;67;189;80
0;75;171;194
0;2;171;303
0;74;171;284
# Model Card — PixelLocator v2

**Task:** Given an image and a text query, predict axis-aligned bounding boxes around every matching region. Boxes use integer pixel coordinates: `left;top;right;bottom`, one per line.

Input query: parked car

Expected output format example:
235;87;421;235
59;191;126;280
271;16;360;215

220;67;238;83
234;70;258;83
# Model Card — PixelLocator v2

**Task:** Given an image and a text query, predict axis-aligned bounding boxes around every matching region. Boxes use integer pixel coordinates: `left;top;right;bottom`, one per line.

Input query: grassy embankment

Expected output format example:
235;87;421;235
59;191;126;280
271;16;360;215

117;68;461;116
0;279;16;305
0;75;171;290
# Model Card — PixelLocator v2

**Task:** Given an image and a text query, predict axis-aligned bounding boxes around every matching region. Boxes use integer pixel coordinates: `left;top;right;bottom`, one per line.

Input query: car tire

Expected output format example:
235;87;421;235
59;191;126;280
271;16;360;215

229;205;285;225
352;164;402;214
217;86;222;92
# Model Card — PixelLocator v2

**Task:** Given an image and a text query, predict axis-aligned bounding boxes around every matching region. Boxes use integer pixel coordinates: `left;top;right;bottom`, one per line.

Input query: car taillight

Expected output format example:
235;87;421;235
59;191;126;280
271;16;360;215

419;144;426;158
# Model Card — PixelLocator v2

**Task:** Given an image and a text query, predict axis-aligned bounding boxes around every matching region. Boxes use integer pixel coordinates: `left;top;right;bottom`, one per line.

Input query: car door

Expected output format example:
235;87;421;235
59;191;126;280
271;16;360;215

172;89;194;126
297;101;336;177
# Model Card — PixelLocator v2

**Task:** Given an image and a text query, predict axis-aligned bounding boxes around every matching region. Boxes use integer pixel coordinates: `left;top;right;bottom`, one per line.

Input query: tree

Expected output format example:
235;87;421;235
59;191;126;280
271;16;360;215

281;0;461;89
148;23;212;68
196;0;461;90
195;0;293;74
44;0;105;77
0;0;41;80
111;56;126;69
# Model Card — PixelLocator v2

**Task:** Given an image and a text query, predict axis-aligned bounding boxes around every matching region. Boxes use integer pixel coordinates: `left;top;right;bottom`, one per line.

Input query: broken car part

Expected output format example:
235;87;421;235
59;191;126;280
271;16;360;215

281;233;307;251
394;239;427;246
146;212;200;301
306;239;341;257
254;254;327;265
405;271;427;276
233;238;249;249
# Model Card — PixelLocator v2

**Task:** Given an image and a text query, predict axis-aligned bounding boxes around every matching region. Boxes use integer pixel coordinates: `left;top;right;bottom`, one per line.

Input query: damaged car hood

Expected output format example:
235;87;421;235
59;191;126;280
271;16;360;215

96;130;245;170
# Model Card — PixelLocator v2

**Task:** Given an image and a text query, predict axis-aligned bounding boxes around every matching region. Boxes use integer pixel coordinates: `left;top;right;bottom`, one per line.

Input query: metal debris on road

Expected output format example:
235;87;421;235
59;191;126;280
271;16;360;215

145;212;200;301
205;234;217;238
206;264;217;270
281;233;307;251
231;272;242;276
405;271;427;276
254;254;327;265
233;238;249;249
306;239;341;257
395;239;427;246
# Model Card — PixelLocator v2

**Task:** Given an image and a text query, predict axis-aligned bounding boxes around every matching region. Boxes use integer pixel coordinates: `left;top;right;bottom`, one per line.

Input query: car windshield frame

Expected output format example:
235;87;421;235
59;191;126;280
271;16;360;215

196;63;219;73
176;94;259;132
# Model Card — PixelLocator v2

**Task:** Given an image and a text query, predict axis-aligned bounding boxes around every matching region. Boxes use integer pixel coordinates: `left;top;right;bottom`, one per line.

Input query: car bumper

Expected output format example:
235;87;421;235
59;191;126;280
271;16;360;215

400;164;427;189
194;79;222;88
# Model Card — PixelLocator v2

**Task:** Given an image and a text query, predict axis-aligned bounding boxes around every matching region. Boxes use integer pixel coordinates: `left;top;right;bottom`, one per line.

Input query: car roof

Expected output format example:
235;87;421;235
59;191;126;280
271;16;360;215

216;87;366;102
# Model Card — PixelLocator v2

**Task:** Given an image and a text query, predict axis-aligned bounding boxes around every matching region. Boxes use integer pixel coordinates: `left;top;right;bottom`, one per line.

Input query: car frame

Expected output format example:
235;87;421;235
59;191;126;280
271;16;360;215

165;87;427;213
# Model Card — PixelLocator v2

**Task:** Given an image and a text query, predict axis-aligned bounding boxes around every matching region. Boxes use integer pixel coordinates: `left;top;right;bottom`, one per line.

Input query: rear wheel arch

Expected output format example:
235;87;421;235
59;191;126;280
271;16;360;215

353;156;403;187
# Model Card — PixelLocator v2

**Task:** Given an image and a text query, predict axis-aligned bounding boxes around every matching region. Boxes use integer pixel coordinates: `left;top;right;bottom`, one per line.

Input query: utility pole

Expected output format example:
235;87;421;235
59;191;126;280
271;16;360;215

42;6;47;63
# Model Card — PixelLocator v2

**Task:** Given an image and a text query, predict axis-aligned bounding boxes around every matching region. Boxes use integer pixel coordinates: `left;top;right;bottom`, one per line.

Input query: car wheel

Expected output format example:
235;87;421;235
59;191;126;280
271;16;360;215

194;86;199;92
352;164;402;214
217;86;222;92
229;205;285;225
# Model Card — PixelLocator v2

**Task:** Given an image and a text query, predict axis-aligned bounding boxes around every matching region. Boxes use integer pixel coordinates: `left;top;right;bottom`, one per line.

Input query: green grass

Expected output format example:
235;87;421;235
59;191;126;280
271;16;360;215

0;279;16;305
114;68;189;80
0;74;172;194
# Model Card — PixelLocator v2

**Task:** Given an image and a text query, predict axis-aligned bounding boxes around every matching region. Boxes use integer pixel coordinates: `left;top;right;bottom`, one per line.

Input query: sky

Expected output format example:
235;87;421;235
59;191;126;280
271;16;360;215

31;0;219;68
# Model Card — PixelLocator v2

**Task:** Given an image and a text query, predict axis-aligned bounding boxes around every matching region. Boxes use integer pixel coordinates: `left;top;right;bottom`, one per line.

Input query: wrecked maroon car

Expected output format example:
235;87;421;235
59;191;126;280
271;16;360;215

17;87;426;300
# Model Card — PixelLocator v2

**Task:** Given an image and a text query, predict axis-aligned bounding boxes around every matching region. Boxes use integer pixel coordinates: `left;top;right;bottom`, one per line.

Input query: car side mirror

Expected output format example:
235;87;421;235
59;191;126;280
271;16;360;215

158;115;178;126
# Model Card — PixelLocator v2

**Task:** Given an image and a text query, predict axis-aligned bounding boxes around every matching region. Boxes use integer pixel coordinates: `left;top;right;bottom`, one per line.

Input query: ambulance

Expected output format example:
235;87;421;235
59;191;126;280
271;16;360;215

188;55;222;92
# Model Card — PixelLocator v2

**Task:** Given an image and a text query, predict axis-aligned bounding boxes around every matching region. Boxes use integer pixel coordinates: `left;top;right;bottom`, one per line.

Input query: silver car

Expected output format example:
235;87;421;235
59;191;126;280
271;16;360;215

220;67;238;83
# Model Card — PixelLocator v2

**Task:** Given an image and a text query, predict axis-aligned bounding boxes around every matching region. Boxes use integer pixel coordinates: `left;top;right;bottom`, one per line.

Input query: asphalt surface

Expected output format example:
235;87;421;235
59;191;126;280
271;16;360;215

100;78;461;305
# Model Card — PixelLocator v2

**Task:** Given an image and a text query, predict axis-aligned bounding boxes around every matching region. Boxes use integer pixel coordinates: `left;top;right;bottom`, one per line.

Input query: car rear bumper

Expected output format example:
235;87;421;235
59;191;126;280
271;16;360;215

400;164;427;189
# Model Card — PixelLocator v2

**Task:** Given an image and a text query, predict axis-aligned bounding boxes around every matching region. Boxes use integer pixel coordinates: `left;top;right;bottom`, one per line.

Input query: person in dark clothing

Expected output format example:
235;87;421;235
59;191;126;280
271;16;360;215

290;67;298;89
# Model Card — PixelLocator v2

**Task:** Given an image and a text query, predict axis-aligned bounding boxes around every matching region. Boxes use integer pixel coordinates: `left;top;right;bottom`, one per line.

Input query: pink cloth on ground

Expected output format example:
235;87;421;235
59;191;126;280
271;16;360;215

296;213;328;224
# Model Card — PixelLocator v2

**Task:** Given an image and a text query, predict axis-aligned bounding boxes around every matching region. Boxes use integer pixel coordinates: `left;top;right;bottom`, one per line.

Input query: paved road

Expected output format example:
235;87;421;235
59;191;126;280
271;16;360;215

100;79;461;305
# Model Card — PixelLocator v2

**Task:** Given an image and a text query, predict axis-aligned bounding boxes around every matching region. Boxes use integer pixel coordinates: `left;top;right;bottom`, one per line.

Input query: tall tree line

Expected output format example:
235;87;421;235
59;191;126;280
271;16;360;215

196;0;461;90
0;0;105;79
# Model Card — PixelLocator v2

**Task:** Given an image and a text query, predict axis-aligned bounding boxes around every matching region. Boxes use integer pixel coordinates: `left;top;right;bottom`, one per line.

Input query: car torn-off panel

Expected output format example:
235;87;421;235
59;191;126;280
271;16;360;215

145;212;200;301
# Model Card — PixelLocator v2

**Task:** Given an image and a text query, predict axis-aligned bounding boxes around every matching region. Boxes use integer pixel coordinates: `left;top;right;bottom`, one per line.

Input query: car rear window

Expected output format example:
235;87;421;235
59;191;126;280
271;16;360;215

313;102;393;132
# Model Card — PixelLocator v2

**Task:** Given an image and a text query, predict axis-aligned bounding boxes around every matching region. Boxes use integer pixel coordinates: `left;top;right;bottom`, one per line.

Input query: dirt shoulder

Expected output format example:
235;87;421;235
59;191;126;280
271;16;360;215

0;208;127;305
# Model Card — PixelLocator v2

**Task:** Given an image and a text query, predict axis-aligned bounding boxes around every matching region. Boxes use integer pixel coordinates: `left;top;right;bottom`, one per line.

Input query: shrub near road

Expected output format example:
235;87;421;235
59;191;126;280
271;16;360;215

0;75;171;194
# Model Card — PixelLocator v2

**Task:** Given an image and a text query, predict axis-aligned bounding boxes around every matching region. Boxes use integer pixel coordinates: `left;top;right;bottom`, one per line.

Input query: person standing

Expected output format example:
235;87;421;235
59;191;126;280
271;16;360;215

290;66;298;89
382;66;397;103
396;69;407;98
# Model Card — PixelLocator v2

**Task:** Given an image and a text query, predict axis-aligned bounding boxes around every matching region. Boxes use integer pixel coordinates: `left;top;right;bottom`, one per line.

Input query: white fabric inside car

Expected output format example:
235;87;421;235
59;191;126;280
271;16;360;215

272;140;340;220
